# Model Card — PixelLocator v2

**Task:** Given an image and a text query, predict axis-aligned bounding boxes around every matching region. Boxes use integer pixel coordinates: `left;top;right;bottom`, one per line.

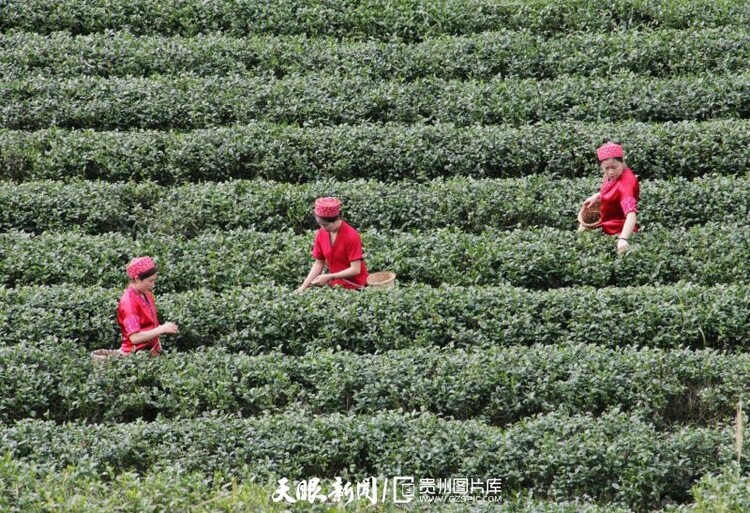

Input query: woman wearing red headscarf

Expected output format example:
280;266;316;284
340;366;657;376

117;256;179;354
581;142;640;254
296;197;369;292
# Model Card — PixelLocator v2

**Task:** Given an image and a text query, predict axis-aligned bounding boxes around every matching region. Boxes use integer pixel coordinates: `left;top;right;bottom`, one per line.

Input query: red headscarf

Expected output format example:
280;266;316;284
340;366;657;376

126;256;156;279
597;143;624;161
314;197;342;217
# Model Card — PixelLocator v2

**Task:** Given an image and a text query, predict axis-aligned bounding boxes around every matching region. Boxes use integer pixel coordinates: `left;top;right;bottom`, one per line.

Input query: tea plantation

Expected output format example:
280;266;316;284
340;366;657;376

2;0;750;511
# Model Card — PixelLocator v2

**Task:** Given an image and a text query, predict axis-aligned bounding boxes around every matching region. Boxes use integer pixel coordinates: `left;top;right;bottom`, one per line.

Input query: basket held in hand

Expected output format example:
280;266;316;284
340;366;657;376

578;203;602;229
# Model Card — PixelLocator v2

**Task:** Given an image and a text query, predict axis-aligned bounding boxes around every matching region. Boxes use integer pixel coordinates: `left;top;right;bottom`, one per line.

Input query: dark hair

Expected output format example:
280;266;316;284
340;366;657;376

317;215;340;223
138;267;157;280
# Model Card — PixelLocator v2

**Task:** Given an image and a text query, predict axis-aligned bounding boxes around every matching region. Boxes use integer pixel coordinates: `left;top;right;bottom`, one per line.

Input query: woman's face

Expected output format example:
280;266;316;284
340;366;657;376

135;273;158;293
600;158;625;181
315;216;340;232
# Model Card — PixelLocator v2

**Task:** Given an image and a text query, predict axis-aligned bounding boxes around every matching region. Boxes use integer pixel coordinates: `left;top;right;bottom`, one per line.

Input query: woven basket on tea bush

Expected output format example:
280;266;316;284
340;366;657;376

91;348;121;364
367;271;396;289
577;203;602;229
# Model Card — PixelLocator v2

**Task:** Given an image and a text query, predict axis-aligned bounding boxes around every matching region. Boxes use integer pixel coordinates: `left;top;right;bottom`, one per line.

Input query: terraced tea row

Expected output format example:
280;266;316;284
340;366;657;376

0;452;635;513
0;410;730;511
4;28;750;80
3;121;745;183
0;457;301;513
2;0;746;39
1;224;748;291
2;73;749;130
2;175;747;236
2;283;746;352
1;340;746;427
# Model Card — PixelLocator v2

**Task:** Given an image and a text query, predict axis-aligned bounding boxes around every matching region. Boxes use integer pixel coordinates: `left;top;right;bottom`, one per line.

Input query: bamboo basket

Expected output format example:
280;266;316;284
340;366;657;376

366;271;396;289
577;203;602;229
91;348;122;364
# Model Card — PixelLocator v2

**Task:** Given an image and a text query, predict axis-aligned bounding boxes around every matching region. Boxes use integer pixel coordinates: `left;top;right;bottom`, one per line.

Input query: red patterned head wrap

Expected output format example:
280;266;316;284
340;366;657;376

597;142;624;161
314;197;342;217
126;256;156;279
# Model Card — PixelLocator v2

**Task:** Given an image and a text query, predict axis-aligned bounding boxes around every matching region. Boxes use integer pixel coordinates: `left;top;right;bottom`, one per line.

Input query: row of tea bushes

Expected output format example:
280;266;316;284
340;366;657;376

1;174;747;236
2;0;746;39
2;120;746;182
0;453;317;513
0;448;639;513
0;409;736;510
2;72;749;130
4;28;750;80
0;224;748;290
1;340;746;426
1;282;746;352
2;454;627;513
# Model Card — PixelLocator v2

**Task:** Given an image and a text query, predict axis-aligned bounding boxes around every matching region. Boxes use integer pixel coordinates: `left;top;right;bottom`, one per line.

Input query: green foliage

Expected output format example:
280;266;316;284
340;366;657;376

1;282;748;353
2;0;748;39
1;340;749;428
0;224;749;290
3;28;750;80
670;465;750;512
1;73;749;130
0;409;736;510
1;121;747;183
0;453;300;513
0;452;635;512
0;180;155;234
0;174;748;236
2;0;749;510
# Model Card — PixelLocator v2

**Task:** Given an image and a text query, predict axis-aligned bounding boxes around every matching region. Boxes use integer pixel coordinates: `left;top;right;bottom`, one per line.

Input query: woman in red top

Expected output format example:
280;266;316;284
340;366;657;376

581;142;640;254
296;197;369;292
117;256;179;354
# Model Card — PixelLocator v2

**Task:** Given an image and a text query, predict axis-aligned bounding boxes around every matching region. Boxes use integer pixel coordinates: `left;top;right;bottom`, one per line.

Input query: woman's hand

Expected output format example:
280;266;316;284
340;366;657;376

311;274;333;286
160;322;179;335
583;193;601;207
298;259;326;292
617;213;637;254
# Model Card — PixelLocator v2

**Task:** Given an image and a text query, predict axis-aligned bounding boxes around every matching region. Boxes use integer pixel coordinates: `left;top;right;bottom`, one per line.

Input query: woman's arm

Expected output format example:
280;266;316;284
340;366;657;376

296;259;326;292
312;260;362;285
130;322;178;344
583;192;601;207
616;212;637;253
